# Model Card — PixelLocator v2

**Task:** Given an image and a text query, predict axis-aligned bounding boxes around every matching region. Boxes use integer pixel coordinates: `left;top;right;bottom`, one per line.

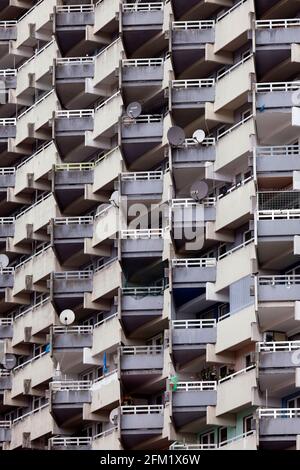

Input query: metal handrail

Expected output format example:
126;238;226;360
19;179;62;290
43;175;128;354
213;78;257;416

18;40;55;71
0;118;16;126
13;351;48;372
172;79;214;88
258;341;300;352
256;19;300;29
217;0;247;22
0;267;14;274
172;319;216;329
53;271;93;280
171;197;216;207
121;405;163;414
122;286;164;296
257;209;300;220
0;217;14;224
14;296;50;320
93;427;118;440
55;162;94;171
121;345;163;355
16;141;53;169
176;381;217;391
15;193;52;219
49;436;92;446
51;380;92;391
217;54;253;80
15;244;51;270
0;318;13;326
172;258;216;267
256;145;300;157
258;275;300;285
172;20;214;30
180;137;215;147
218;238;254;260
0;421;11;428
123;114;162;124
218;430;255;447
54;216;93;225
56;57;94;65
122;58;163;67
170;442;217;450
259;408;300;419
0;69;17;77
121;228;164;239
219;364;256;384
256;81;300;92
56;109;94;118
96;91;121;111
217;114;253;140
18;90;54;119
121;170;163;180
52;325;93;334
56;5;94;12
122;3;163;12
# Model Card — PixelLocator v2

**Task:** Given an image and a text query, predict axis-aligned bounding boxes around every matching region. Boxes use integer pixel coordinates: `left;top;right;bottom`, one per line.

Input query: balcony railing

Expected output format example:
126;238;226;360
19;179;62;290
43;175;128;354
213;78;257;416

256;81;300;92
258;275;300;286
18;40;55;71
217;0;248;22
256;145;300;157
18;90;54;120
14;296;50;320
15;193;52;219
122;3;163;12
96;91;120;111
171;258;216;268
0;69;17;77
93;426;118;440
0;318;13;326
218;238;254;261
171;197;216;207
0;421;11;429
15;244;51;270
257;209;300;220
218;430;256;447
170;442;217;450
219;364;256;384
13;402;49;424
256;19;300;29
172;319;216;329
0;118;16;126
217;54;253;80
54;216;94;225
179;137;215;147
52;325;93;334
121;171;163;180
121;228;164;239
172;79;215;88
0;267;14;274
13;351;48;372
217;114;253;140
172;20;215;30
121;345;163;355
176;381;217;391
55;163;94;172
122;286;164;295
50;380;92;391
49;436;92;446
56;57;94;65
258;341;300;352
56;5;94;13
258;408;300;419
53;271;93;280
122;58;163;67
56;109;94;118
0;167;15;175
123;114;162;124
121;405;163;414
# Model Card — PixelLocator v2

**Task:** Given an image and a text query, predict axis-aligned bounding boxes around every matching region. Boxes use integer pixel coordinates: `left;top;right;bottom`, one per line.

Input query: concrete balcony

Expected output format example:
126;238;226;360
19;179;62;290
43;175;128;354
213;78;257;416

0;118;16;138
16;0;55;49
121;229;164;258
257;209;300;240
215;115;255;172
215;54;254;111
256;81;300;110
56;4;94;27
93;91;122;142
171;319;217;364
258;275;300;302
121;114;163;164
172;138;215;168
94;0;119;35
17;40;58;99
171;79;215;109
13;245;59;296
50;380;91;424
14;141;60;196
0;21;17;41
120;286;165;334
49;436;92;450
0;267;14;289
171;198;216;227
54;162;94;185
214;0;254;53
122;58;163;102
93;147;123;194
90;312;121;357
90;370;120;413
14;193;59;245
121;2;164;31
91;259;121;302
0;421;11;442
171;381;217;429
55;56;94;81
51;325;93;373
55;109;94;135
11;352;53;399
0;370;11;391
215;177;255;231
51;270;93;310
53;216;94;240
121;171;163;202
0;167;15;188
259;340;300;370
120;345;164;391
120;405;164;449
93;37;123;89
256;19;300;46
256;145;300;176
172;258;216;288
218;430;257;450
216;365;257;415
92;427;121;450
0;217;14;237
12;297;57;347
259;408;300;448
92;205;118;246
0;317;13;339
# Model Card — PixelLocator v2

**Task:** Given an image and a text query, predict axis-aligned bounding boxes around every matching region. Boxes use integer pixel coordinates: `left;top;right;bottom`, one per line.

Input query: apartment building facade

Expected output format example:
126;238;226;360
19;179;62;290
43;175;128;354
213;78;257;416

0;0;299;451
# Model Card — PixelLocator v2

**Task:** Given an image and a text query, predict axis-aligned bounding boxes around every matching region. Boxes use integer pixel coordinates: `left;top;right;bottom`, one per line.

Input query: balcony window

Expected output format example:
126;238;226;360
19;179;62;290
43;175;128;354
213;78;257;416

218;427;228;443
243;415;253;433
200;430;215;446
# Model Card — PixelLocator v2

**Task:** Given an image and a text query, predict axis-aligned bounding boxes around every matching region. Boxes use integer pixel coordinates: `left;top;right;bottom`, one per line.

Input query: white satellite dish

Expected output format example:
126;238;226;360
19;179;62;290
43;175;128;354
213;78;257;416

59;309;75;326
109;408;119;425
190;181;209;202
193;129;206;143
0;254;9;268
109;191;119;208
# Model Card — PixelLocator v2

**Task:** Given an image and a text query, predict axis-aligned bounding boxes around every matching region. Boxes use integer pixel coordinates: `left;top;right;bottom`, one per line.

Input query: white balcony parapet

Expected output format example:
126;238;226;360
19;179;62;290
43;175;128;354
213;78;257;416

50;380;92;391
258;408;300;419
122;58;163;67
93;427;118;440
15;243;51;269
172;79;215;88
217;175;253;198
96;91;121;111
18;90;55;120
53;271;93;280
0;421;11;428
172;319;216;329
121;228;164;239
55;109;94;118
171;197;216;207
172;20;215;30
93;368;118;384
56;56;94;65
54;216;93;225
256;19;300;29
0;21;17;28
94;312;118;329
13;351;48;372
170;442;217;450
0;217;14;224
49;436;92;446
123;113;162;124
122;286;164;295
258;275;300;286
217;54;253;80
18;40;55;71
55;162;94;171
122;3;163;12
0;167;15;175
94;146;119;166
217;0;248;22
258;340;300;352
256;145;300;157
121;405;163;414
180;137;216;147
0;370;11;377
217;114;253;140
94;204;113;219
15;193;52;219
256;81;300;92
56;5;94;13
219;364;256;384
52;325;93;334
0;318;13;326
218;430;256;447
172;258;216;268
93;257;118;274
176;381;217;391
121;170;163;180
121;345;163;355
16;141;53;169
14;296;50;320
0;118;16;126
0;267;14;274
0;69;17;77
218;237;254;260
257;209;300;220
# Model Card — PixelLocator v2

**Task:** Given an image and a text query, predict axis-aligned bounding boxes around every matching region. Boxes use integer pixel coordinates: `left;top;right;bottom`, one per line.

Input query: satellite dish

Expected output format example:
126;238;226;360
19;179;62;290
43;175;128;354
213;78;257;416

167;126;185;146
2;353;16;370
0;254;9;268
193;129;206;143
109;191;119;208
126;102;142;119
109;408;119;425
59;309;75;326
190;181;209;202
